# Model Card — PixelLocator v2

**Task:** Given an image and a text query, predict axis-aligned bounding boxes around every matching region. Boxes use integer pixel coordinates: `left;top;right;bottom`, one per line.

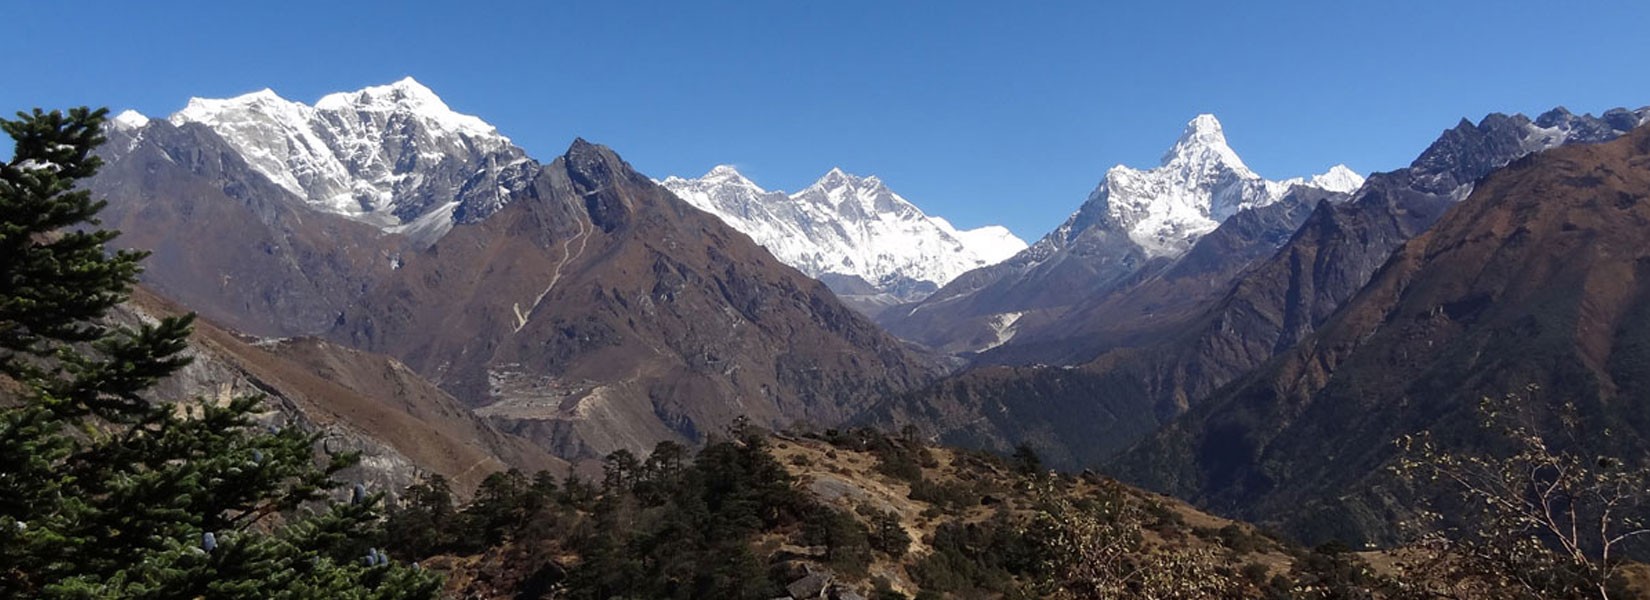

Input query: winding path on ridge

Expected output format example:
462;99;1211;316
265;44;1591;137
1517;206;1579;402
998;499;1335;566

512;191;598;333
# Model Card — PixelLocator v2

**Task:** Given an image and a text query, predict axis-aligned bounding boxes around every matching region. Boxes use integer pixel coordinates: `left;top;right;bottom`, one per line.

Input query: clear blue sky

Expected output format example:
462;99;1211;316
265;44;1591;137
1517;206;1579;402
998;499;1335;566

6;1;1649;241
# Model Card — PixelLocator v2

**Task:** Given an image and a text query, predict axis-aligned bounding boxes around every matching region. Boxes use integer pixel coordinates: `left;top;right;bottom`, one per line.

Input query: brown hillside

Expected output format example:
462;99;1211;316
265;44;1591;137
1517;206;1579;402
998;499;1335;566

1115;124;1650;544
128;287;564;495
335;140;934;461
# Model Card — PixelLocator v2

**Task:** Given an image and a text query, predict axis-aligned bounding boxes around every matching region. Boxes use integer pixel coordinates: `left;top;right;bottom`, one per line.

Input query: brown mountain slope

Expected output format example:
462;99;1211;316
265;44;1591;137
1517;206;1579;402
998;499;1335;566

127;288;564;495
1113;124;1650;545
333;140;933;460
1115;109;1646;418
864;109;1647;472
92;121;405;338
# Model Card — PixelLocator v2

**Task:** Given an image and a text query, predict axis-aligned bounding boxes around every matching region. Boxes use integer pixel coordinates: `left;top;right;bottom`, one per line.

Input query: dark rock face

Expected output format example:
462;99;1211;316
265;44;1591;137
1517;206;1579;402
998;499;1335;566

332;140;934;461
1112;124;1650;545
91;121;406;338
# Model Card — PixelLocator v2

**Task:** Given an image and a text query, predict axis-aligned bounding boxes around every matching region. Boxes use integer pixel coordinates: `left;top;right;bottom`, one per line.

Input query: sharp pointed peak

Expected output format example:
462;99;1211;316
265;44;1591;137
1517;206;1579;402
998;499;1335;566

1169;114;1229;150
1160;113;1246;170
1182;114;1225;138
566;137;600;153
560;138;634;181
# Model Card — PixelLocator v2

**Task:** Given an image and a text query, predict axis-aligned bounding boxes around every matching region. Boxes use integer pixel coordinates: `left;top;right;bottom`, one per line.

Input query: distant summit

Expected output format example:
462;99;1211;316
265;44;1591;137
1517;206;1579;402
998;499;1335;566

1087;114;1361;259
662;165;1025;311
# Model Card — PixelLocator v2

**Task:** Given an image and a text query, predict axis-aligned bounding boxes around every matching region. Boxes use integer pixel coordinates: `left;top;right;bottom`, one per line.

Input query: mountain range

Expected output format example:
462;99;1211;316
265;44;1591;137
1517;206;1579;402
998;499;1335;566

861;105;1650;471
83;78;1650;566
1116;118;1650;545
95;81;951;463
662;165;1025;313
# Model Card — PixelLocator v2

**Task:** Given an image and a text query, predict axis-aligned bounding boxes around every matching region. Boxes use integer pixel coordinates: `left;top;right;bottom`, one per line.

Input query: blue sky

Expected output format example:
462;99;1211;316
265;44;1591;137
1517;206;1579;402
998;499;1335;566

6;1;1649;240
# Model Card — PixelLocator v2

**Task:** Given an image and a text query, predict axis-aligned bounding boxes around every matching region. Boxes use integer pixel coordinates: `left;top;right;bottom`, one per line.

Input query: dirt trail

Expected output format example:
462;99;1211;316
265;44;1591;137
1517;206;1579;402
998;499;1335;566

513;202;595;333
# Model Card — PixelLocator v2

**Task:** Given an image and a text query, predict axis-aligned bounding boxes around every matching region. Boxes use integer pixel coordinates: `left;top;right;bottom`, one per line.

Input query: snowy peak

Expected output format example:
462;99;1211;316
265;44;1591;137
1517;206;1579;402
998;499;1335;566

700;164;758;187
1166;114;1228;157
1050;114;1359;259
1276;164;1366;196
799;167;906;217
814;166;858;188
1181;113;1225;141
173;89;310;134
1160;114;1250;174
169;88;334;201
175;89;299;126
316;76;440;110
1306;164;1365;193
165;79;533;240
110;110;150;130
662;166;1027;301
314;77;500;139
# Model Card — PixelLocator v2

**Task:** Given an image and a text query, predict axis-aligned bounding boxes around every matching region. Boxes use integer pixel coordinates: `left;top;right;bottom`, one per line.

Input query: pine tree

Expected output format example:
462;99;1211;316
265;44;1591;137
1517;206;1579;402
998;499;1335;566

0;107;440;598
384;475;459;558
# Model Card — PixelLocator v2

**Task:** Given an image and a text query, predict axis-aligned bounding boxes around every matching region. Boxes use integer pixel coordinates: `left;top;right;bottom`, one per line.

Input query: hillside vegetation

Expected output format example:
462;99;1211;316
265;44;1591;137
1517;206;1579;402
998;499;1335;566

378;424;1589;599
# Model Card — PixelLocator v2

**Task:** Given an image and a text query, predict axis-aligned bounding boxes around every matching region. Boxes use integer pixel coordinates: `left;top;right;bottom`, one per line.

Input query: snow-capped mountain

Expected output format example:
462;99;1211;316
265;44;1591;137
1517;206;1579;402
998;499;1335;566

148;77;536;244
1041;114;1362;261
1289;164;1365;194
880;113;1363;356
661;166;1026;304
